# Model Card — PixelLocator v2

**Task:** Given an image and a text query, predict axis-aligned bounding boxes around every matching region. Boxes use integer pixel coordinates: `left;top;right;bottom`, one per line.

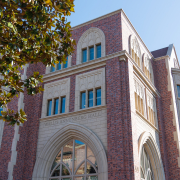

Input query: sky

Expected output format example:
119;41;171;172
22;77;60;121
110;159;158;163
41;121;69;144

67;0;180;60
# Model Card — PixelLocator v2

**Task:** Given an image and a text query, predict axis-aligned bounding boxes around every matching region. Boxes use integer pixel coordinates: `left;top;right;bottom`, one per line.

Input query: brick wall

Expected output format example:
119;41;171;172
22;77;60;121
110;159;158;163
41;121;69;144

106;58;134;180
153;59;180;179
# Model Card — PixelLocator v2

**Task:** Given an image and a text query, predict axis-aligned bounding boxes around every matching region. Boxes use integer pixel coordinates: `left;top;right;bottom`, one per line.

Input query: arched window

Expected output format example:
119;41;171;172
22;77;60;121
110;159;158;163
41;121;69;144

129;35;142;68
140;146;154;180
49;139;98;180
76;27;105;65
144;54;153;82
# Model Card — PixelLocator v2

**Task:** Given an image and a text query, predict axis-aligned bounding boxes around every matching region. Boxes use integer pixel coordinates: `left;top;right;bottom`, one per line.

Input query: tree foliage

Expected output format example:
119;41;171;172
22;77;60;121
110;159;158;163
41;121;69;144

0;0;75;125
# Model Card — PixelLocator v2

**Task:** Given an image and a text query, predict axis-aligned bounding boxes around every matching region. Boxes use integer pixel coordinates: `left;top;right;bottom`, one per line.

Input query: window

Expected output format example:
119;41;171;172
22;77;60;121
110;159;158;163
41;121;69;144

63;58;68;69
47;97;66;116
147;95;156;126
54;98;59;115
88;90;93;107
144;56;152;81
0;106;3;116
134;80;144;116
96;44;101;58
140;146;154;180
96;88;101;106
177;85;180;98
57;61;62;70
49;139;98;180
51;65;56;72
89;46;94;60
81;92;86;109
47;100;52;116
82;49;87;63
132;49;140;67
60;97;66;113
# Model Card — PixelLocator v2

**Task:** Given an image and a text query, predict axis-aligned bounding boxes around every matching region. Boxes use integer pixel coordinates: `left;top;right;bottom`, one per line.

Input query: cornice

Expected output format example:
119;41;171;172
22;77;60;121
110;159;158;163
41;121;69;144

40;105;107;121
71;9;122;30
43;50;127;82
172;68;180;74
154;55;170;61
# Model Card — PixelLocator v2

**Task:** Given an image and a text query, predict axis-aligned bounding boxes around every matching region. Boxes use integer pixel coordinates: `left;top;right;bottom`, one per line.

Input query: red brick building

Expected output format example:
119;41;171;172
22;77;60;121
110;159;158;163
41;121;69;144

0;9;180;180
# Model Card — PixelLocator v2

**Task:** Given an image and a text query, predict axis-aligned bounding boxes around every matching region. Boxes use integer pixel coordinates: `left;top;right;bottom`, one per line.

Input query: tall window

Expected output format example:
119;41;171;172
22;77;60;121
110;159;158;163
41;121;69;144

144;56;152;81
89;47;94;61
54;98;59;115
140;146;154;180
61;97;66;113
63;58;68;69
57;61;62;70
177;85;180;98
147;95;156;126
96;88;101;106
47;100;52;116
96;44;101;58
0;106;3;116
88;90;93;107
81;92;86;109
132;49;140;67
134;80;144;116
82;49;87;63
49;139;98;180
51;64;56;72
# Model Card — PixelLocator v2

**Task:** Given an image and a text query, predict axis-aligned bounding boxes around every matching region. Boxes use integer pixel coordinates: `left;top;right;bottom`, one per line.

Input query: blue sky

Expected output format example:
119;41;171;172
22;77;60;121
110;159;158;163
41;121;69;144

67;0;180;60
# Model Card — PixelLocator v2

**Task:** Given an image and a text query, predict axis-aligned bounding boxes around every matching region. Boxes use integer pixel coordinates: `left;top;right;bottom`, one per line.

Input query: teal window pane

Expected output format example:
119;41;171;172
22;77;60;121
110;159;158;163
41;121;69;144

0;106;3;116
63;57;68;68
177;85;180;97
82;49;87;63
81;92;86;109
89;47;94;60
47;100;52;116
51;64;55;72
61;97;66;113
96;44;101;58
96;89;101;106
88;90;93;107
57;61;61;70
54;98;59;115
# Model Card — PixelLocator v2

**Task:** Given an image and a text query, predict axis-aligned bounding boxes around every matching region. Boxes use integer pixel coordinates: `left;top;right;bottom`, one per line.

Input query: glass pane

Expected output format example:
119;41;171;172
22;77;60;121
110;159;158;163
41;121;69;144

0;106;3;116
74;140;85;172
87;147;98;170
51;151;61;173
88;91;93;107
62;178;71;180
177;85;180;97
63;141;73;173
63;57;68;68
51;64;56;72
74;177;85;180
47;100;52;116
61;97;66;113
96;44;101;58
57;61;62;70
96;89;101;106
86;176;98;180
89;47;94;60
52;165;60;177
81;92;86;109
54;98;59;115
62;165;70;176
82;49;87;63
87;162;96;174
76;163;85;175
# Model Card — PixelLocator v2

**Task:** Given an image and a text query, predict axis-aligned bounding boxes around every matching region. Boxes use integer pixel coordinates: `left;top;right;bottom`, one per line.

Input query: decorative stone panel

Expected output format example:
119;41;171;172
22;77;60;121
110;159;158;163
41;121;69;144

75;68;106;111
76;27;106;65
41;78;70;118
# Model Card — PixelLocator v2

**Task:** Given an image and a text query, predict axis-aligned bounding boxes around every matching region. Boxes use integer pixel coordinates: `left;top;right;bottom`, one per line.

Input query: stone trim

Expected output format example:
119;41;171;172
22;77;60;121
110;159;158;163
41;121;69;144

138;132;165;180
32;123;108;180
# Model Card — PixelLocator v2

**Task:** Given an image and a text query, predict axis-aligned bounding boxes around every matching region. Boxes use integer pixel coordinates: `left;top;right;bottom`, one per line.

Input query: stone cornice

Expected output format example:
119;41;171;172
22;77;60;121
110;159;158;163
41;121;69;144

43;50;126;82
71;9;122;30
172;68;180;74
40;105;107;121
154;55;170;61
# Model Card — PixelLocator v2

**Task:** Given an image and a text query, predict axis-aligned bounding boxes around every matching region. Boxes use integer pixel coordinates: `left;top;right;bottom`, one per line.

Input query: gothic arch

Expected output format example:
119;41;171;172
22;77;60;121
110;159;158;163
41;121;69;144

138;132;165;180
129;34;142;68
76;27;106;65
32;123;108;180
